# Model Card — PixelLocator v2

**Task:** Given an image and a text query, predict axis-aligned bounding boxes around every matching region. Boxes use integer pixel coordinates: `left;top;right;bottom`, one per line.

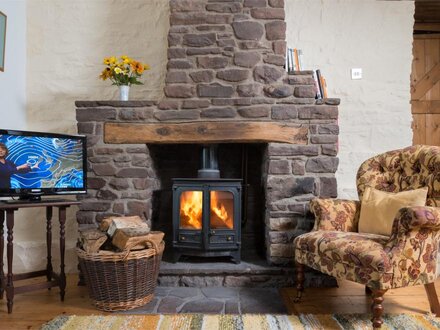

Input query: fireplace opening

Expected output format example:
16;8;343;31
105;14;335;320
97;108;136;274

149;143;266;263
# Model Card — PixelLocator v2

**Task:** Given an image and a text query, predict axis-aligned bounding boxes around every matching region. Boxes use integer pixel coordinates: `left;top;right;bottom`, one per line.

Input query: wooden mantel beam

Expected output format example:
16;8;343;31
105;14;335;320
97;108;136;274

104;122;308;145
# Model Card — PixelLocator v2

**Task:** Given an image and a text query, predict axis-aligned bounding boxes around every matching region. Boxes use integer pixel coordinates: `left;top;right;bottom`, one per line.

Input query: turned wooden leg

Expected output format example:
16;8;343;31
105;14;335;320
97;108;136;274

294;262;304;303
371;289;387;328
424;283;440;316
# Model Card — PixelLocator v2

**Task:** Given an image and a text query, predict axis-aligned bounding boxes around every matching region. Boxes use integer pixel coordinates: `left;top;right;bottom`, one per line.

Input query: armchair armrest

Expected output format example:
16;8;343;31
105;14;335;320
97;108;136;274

385;206;440;288
310;198;361;232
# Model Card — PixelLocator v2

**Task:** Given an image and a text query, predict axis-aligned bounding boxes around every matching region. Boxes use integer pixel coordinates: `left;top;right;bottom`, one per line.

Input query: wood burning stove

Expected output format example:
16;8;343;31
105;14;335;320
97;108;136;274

172;145;242;263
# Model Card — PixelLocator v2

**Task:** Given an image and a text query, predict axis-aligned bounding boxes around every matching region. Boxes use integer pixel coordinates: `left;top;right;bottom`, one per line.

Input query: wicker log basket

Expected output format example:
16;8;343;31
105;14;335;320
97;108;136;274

77;237;164;311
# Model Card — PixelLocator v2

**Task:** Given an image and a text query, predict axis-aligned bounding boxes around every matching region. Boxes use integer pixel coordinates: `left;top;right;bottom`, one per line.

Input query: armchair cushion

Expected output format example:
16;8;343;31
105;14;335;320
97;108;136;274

310;198;360;232
294;231;391;288
358;186;428;236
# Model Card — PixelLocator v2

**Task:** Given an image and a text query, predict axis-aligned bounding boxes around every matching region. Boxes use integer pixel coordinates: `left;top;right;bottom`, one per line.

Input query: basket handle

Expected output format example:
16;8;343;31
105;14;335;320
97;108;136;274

122;237;160;261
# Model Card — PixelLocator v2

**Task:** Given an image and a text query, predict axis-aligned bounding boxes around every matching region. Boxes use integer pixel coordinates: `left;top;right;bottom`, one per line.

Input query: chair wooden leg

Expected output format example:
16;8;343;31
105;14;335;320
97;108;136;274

424;283;440;316
371;289;387;328
294;262;304;303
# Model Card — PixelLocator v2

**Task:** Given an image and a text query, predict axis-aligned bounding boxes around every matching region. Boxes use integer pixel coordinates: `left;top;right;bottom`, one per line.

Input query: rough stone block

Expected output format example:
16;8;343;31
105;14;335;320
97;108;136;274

167;59;194;69
294;86;316;98
273;40;286;55
76;211;95;224
268;144;319;156
306;157;339;173
267;176;315;200
264;85;293;98
168;48;187;59
292;160;306;175
264;54;285;66
170;12;207;26
265;21;286;40
320;177;337;198
158;100;180;110
109;178;130;190
79;201;111;212
288;76;315;85
76;108;116;122
154;109;200;121
201;107;236;118
271;105;297;120
232;21;264;40
237;83;262;97
234;51;261;67
237;106;269;118
164;85;195;98
116;168;149;178
89;156;111;163
206;3;242;13
181;276;224;287
198;83;234;98
127;200;150;215
119;109;153;121
318;124;339;135
205;14;232;25
190;70;215;83
183;33;217;47
92;164;116;176
310;135;338;144
132;154;150;167
251;8;285;19
187;47;222;55
322;144;338;156
77;122;94;134
268;231;288;244
96;189;118;200
269;0;284;8
166;71;189;83
217;39;236;47
298;106;338;119
168;33;182;46
217;69;249;82
182;99;211;109
268;160;290;174
197;56;229;69
87;177;107;189
269;244;294;258
254;65;284;83
95;147;124;155
244;0;266;7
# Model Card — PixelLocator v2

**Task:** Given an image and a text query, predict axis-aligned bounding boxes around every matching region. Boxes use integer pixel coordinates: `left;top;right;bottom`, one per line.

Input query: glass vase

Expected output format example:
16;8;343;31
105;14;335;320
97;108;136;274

119;85;130;101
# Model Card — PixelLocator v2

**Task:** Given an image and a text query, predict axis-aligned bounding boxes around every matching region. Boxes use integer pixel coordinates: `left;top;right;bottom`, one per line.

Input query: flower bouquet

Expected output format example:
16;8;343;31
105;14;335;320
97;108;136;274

100;55;150;100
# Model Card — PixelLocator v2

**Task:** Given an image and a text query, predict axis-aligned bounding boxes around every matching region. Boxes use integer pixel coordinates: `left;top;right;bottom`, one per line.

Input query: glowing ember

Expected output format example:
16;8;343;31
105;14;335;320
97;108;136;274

179;191;202;229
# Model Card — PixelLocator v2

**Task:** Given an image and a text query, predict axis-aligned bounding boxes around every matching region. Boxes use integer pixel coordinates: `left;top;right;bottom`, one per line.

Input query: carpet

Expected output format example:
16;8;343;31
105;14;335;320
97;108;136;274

41;313;440;329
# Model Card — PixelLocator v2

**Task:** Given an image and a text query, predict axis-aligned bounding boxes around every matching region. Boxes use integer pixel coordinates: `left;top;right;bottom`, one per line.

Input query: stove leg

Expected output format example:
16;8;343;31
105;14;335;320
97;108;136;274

231;251;241;264
172;252;181;263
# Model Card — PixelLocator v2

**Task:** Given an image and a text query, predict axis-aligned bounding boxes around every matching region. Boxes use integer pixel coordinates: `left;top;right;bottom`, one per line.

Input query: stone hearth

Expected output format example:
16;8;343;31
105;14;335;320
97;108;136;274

75;0;339;287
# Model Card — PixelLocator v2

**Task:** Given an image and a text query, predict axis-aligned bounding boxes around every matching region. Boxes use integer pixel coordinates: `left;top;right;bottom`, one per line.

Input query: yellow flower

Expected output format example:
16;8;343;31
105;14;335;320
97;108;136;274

121;55;132;64
103;57;111;65
114;67;123;74
99;67;112;80
144;63;150;70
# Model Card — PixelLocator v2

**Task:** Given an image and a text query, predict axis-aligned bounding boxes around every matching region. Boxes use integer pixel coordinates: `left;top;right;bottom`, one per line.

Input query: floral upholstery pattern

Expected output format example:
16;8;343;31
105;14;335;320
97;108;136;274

310;199;360;232
295;145;440;290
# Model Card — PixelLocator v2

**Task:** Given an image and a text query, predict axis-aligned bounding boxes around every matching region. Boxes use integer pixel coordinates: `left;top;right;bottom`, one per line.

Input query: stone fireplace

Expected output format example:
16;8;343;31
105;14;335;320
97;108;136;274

76;0;339;287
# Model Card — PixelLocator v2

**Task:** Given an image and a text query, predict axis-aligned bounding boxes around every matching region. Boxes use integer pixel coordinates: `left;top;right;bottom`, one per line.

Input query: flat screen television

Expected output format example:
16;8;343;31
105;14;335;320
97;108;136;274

0;129;87;201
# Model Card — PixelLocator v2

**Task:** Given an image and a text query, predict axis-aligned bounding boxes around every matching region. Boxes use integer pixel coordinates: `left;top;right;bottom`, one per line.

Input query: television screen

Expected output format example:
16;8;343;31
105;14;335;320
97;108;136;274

0;129;87;199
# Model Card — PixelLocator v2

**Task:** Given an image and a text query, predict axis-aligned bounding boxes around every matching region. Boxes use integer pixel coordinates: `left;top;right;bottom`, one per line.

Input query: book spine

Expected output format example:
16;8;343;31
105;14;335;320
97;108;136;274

316;69;323;99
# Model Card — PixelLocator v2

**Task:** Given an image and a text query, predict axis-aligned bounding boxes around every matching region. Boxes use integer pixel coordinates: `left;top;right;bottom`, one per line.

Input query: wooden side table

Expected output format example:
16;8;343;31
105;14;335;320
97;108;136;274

0;199;80;313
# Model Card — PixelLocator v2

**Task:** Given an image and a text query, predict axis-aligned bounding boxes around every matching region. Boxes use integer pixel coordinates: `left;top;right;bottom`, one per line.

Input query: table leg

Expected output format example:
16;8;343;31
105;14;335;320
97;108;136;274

6;209;15;313
0;210;4;299
46;207;53;287
59;207;66;301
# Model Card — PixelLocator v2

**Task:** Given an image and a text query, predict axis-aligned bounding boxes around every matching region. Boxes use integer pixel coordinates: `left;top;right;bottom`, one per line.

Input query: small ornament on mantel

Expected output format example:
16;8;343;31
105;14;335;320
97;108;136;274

99;55;150;101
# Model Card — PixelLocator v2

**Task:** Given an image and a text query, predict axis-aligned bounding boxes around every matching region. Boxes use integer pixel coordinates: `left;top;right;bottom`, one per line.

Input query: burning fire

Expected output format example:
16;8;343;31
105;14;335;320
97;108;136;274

210;191;233;229
180;191;203;229
179;191;234;230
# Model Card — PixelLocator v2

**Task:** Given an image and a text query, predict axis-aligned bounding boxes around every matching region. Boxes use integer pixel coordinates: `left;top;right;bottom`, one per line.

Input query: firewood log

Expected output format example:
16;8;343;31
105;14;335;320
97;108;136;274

79;228;108;253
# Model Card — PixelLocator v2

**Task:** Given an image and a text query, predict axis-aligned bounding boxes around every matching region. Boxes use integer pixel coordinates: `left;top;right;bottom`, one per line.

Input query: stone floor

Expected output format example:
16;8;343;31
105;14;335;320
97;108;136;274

121;286;287;314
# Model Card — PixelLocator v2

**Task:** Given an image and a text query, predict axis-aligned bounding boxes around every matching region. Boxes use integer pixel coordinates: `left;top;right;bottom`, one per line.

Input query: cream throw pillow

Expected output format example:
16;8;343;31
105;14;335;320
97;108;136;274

358;186;428;236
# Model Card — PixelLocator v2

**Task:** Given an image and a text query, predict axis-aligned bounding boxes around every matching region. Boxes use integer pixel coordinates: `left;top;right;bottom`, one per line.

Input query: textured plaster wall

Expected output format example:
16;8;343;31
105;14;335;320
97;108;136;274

286;0;414;199
11;0;169;273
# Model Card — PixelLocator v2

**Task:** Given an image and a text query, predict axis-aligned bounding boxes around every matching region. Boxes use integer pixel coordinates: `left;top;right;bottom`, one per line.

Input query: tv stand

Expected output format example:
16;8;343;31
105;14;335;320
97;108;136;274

0;199;80;313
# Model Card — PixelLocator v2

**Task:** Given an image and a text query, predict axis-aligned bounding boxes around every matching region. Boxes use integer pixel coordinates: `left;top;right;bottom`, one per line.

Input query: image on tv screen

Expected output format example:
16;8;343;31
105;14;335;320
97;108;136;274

0;134;85;190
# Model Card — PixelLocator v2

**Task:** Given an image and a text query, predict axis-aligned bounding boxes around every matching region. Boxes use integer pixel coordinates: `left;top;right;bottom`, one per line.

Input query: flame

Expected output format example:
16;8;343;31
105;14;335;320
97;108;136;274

179;190;234;230
179;191;202;229
210;191;233;229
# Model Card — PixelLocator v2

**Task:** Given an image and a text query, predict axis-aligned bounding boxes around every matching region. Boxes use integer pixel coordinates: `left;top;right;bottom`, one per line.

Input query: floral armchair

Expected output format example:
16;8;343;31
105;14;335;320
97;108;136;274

293;145;440;328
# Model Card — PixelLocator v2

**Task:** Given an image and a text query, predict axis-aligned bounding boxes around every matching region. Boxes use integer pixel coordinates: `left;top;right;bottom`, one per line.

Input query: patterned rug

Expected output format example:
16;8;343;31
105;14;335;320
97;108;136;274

42;313;440;329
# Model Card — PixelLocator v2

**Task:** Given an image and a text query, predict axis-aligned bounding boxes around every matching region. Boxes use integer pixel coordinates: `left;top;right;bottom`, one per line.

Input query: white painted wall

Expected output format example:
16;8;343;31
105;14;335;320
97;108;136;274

4;0;169;274
0;0;26;129
286;0;415;199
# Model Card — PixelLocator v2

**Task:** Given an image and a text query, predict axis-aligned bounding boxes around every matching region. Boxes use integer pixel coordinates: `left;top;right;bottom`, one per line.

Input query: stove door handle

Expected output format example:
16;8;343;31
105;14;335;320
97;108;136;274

209;229;216;236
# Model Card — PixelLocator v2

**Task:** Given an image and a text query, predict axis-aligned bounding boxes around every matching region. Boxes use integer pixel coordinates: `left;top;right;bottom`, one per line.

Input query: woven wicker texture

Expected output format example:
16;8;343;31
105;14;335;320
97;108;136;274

77;238;164;311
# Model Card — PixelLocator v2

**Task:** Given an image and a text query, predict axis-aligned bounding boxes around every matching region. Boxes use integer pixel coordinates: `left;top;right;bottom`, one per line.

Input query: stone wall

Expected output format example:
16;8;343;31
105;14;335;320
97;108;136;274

76;0;339;266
